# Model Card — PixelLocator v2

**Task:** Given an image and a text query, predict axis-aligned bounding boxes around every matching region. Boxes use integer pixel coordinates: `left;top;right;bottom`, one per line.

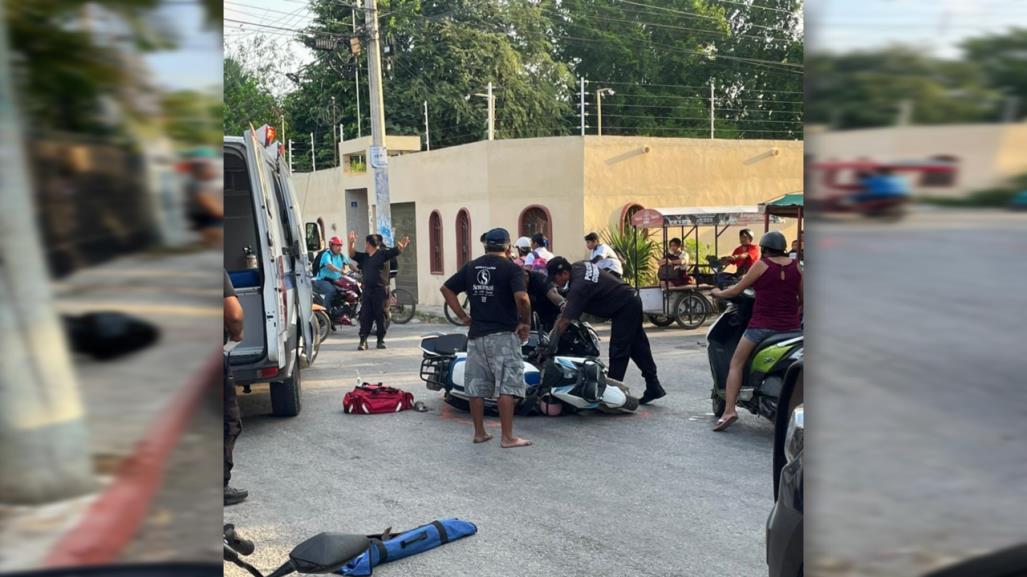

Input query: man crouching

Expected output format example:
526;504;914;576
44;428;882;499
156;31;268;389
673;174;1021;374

441;228;533;448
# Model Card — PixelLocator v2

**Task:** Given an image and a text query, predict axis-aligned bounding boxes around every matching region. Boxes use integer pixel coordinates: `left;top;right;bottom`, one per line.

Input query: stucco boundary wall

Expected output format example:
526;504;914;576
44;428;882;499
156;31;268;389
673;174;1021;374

295;135;803;306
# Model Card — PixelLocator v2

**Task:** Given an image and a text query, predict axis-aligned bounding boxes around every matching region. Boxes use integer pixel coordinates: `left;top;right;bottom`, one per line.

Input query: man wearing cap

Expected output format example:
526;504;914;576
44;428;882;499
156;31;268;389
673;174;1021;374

442;228;533;448
349;231;411;350
546;257;666;405
513;236;532;267
313;236;351;315
584;232;623;279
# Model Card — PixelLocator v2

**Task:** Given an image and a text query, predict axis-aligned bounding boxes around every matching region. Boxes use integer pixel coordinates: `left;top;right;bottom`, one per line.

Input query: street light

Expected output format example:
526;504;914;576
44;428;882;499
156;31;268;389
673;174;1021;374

596;88;615;136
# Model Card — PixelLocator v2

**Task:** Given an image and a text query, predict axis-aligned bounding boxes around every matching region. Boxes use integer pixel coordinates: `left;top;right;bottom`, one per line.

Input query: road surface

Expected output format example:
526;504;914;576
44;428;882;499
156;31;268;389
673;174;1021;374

224;319;775;577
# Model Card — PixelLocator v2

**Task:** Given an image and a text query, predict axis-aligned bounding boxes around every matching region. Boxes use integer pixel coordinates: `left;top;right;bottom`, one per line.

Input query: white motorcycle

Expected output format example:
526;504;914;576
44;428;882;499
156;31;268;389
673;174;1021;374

418;320;639;416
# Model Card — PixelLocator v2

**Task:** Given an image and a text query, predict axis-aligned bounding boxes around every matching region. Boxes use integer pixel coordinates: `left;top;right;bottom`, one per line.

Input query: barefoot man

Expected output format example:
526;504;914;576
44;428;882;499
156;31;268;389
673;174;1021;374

441;228;533;448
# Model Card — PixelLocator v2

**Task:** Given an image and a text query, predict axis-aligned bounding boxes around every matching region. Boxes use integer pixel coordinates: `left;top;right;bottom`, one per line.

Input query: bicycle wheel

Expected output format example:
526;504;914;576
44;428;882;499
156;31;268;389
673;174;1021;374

444;296;470;326
673;292;709;329
389;288;416;324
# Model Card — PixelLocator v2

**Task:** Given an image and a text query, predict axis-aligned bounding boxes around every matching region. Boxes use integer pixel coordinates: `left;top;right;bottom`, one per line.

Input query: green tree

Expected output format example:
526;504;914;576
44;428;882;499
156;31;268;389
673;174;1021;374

163;89;222;146
962;28;1027;120
224;57;280;137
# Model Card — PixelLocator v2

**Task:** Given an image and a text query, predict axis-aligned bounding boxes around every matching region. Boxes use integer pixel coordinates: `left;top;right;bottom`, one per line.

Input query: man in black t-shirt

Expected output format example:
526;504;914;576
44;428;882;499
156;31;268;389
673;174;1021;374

349;231;411;350
547;257;666;405
442;228;533;449
525;269;565;332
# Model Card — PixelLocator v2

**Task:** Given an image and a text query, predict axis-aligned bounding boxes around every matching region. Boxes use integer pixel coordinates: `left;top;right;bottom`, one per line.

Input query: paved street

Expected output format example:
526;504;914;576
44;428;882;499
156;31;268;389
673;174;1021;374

225;320;775;577
807;208;1027;576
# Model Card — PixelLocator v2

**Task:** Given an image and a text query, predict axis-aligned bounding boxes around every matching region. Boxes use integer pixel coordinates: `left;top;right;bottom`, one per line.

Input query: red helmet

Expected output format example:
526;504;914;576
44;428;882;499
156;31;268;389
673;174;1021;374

329;236;343;246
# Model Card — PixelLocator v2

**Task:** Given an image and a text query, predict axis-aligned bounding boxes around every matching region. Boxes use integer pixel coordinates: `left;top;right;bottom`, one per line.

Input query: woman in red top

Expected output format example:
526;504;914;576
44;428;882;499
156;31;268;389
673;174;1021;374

709;231;802;432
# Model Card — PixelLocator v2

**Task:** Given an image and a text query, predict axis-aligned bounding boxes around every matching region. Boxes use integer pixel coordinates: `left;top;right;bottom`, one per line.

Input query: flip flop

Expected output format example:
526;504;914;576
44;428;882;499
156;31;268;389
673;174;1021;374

713;414;738;432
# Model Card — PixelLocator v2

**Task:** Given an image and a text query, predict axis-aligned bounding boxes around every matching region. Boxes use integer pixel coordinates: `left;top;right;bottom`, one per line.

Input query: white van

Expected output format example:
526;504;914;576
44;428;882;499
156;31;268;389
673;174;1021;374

224;126;316;416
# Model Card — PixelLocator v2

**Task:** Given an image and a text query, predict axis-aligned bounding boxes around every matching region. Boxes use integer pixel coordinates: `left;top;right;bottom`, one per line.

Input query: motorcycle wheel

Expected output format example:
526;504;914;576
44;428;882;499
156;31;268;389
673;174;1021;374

443;393;470;412
712;394;726;418
647;314;675;327
314;311;331;344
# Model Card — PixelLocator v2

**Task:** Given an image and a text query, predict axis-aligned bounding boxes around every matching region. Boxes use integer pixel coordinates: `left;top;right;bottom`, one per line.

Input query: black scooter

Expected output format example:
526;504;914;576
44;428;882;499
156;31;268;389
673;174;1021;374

224;524;370;577
706;289;803;421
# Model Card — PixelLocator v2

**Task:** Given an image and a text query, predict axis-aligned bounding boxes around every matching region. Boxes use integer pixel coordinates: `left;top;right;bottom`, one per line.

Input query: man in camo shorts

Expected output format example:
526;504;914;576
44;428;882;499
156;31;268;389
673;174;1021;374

441;228;533;448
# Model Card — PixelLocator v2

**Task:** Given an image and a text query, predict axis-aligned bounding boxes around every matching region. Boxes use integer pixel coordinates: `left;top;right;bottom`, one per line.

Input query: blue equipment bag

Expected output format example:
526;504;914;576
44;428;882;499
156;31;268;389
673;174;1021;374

339;518;477;576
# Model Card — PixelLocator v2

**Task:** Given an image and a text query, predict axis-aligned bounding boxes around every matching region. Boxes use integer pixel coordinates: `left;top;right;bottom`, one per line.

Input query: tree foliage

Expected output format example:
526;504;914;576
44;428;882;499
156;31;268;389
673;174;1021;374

227;0;805;165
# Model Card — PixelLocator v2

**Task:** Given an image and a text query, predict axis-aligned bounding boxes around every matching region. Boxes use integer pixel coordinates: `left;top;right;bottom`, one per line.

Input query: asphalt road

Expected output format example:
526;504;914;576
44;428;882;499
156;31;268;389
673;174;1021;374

806;208;1027;576
224;319;775;577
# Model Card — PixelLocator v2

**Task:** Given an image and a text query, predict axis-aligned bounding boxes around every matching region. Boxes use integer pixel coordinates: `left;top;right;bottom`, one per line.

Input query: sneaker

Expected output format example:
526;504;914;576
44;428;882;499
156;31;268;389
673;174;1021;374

639;384;667;405
358;339;368;351
376;341;387;350
224;486;248;506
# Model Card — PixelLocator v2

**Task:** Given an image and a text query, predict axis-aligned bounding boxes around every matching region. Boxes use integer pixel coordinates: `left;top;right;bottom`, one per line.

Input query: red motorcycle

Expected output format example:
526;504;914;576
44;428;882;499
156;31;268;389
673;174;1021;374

312;273;364;333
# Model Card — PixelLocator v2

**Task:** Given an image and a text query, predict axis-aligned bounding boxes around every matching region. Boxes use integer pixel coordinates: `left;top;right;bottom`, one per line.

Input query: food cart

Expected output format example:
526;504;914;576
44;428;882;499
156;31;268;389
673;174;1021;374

630;206;775;329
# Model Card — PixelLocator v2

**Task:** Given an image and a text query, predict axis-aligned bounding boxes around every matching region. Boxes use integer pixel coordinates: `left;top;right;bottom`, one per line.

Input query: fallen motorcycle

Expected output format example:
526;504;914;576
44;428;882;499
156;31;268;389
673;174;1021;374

419;319;638;416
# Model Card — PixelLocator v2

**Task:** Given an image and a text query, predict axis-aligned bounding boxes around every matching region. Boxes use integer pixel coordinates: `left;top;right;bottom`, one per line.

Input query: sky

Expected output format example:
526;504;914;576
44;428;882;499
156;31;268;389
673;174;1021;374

810;0;1027;58
145;2;223;91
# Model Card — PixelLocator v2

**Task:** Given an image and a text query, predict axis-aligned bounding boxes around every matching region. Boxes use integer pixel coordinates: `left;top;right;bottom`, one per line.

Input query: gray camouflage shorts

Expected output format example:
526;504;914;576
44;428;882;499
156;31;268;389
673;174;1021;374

464;332;526;399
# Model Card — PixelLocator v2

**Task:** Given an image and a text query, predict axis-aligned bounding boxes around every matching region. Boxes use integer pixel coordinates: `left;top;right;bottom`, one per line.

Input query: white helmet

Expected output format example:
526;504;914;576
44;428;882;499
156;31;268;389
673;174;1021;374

515;236;532;250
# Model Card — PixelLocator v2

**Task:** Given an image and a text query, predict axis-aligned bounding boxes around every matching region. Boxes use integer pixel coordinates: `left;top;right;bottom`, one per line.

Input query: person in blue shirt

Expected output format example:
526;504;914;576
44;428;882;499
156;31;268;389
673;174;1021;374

313;236;351;309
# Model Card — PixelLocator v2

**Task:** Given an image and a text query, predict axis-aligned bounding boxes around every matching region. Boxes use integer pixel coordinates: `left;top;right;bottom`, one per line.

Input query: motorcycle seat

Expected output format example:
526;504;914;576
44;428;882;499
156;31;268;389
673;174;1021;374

752;331;802;348
422;334;467;356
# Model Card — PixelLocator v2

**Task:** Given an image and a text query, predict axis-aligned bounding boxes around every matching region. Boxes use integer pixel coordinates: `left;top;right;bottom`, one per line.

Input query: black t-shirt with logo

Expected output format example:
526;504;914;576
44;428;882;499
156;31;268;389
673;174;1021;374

526;270;560;328
562;261;636;320
444;255;527;339
352;247;401;292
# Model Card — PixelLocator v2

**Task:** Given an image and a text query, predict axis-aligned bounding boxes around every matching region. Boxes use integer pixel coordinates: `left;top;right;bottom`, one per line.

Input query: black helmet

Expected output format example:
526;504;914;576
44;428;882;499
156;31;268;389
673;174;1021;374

546;256;571;277
759;230;787;252
483;228;511;251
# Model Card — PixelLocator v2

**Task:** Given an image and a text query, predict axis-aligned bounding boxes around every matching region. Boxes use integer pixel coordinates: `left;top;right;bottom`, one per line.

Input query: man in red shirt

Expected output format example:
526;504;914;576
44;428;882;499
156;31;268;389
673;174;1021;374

717;228;760;285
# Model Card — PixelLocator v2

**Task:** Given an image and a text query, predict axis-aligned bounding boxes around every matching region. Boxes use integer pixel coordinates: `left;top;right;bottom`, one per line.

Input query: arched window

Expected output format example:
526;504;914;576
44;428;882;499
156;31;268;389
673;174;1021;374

429;211;443;274
620;203;644;231
518;205;552;250
456;209;471;268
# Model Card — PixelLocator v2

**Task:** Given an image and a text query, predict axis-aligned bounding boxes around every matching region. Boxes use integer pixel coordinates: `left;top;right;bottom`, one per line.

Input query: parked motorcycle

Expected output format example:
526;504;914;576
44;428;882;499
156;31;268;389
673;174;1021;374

706;289;803;421
419;319;639;416
311;273;364;332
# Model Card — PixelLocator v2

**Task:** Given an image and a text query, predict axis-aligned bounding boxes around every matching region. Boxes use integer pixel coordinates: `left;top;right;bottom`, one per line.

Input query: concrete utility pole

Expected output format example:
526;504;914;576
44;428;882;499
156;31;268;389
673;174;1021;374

596;88;614;136
364;0;395;245
353;3;362;138
423;100;430;151
710;80;715;139
310;132;316;172
331;96;338;167
0;0;96;504
579;77;587;136
1002;96;1020;123
487;81;495;141
288;139;294;172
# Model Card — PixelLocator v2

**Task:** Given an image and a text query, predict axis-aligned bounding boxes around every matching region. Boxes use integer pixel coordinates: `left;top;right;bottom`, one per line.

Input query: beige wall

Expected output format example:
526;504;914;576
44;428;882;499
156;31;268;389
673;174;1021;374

582;136;803;263
291;167;347;241
294;134;803;305
808;124;1027;197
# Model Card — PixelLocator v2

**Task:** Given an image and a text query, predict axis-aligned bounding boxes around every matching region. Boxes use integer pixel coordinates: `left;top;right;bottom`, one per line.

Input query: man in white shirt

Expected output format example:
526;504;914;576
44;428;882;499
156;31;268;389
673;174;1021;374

584;232;623;278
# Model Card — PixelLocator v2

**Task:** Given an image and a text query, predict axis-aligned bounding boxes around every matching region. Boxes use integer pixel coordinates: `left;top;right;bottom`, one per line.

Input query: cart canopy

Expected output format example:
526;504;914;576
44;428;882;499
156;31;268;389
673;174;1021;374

640;205;768;227
759;193;804;218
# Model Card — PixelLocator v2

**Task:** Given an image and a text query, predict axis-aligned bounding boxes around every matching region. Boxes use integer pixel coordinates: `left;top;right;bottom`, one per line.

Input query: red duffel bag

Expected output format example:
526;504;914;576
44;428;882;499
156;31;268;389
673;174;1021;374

343;383;415;414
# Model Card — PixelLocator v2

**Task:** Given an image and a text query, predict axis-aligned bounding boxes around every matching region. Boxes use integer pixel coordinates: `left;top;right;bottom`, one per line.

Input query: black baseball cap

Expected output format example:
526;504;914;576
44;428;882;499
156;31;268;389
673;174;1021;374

484;228;511;246
546;256;571;277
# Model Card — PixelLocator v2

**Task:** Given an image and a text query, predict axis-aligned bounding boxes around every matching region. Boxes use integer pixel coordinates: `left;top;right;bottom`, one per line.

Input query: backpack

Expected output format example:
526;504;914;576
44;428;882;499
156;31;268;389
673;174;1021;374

343;383;414;414
310;248;329;277
529;250;548;275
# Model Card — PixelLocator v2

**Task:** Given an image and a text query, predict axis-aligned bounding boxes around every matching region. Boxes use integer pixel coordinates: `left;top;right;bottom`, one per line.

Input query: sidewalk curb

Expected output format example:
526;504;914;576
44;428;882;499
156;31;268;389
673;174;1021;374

42;350;222;567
